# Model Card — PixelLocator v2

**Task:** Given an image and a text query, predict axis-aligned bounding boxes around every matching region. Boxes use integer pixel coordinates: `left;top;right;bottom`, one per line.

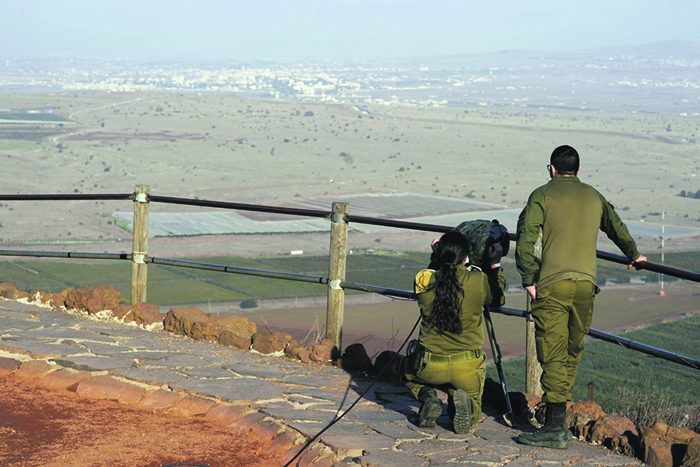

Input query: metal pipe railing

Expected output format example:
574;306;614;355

0;193;133;202
2;192;697;283
0;250;132;261
1;191;699;374
4;248;696;372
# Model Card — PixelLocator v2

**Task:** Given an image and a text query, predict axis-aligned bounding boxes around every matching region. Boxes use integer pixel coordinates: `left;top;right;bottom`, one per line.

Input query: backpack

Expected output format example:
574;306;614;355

452;219;510;269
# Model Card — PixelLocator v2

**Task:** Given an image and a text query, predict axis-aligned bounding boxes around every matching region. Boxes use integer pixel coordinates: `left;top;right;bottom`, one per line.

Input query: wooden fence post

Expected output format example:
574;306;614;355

526;298;542;395
327;202;349;351
526;227;543;395
131;185;150;305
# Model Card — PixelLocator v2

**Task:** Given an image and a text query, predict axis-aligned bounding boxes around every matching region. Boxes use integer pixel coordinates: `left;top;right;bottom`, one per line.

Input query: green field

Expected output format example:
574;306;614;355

0;251;432;305
486;315;700;406
1;249;698;305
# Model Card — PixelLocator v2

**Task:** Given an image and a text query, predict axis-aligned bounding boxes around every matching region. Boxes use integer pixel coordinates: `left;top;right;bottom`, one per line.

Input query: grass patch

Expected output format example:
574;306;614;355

487;315;700;407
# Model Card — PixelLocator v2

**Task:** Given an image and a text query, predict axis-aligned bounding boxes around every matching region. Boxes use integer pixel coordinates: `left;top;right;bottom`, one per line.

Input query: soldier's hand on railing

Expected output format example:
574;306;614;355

525;285;537;301
628;255;648;270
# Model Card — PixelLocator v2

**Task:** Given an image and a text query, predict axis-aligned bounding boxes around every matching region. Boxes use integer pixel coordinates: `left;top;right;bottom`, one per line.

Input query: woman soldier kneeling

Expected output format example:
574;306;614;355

404;231;505;433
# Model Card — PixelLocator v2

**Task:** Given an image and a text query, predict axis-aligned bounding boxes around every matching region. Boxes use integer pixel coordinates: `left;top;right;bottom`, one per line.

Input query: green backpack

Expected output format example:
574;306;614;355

452;219;510;269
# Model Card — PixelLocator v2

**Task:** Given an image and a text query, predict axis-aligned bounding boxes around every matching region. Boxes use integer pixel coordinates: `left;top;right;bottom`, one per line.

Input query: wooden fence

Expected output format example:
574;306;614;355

1;185;699;395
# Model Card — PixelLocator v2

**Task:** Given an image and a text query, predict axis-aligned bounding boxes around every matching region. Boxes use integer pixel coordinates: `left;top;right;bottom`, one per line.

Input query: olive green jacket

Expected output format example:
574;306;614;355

415;265;505;355
516;176;640;289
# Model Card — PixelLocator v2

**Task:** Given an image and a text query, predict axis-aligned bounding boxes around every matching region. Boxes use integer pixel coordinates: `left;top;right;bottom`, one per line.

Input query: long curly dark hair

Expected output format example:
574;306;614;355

427;231;468;335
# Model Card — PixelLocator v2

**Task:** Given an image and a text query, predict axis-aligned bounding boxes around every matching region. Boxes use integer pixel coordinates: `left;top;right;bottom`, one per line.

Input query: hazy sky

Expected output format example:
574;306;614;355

4;0;700;60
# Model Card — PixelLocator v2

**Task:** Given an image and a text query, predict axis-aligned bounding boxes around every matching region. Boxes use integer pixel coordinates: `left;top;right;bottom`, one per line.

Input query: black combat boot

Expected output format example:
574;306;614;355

417;387;442;427
517;402;569;449
451;389;472;434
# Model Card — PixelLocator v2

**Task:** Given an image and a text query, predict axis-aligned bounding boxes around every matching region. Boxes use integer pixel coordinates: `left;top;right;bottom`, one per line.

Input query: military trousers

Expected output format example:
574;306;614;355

405;348;485;426
531;278;598;403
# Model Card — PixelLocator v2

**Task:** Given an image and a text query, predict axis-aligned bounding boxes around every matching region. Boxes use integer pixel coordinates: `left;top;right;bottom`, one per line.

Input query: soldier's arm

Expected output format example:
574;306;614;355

599;194;641;261
516;191;544;288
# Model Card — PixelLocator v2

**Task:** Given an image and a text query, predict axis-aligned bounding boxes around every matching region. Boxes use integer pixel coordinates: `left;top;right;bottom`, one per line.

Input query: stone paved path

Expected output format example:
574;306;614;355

0;299;643;467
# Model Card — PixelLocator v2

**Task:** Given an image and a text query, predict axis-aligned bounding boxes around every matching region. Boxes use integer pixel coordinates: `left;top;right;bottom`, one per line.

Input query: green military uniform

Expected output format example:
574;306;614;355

516;176;640;403
406;264;505;425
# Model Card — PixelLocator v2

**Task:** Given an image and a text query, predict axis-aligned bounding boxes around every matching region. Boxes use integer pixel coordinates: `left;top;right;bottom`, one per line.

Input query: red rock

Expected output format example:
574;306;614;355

667;424;700;444
0;282;24;300
285;339;304;360
0;357;21;375
76;374;145;405
124;302;163;326
207;314;257;339
570;401;606;439
137;389;181;411
297;445;326;467
640;419;700;467
308;339;336;364
204;405;244;426
230;412;265;430
588;415;638;457
251;419;281;442
218;330;251;349
683;437;700;467
279;446;306;466
32;288;73;309
251;331;292;355
309;455;335;467
171;394;217;417
163;306;217;340
112;304;133;319
37;369;91;390
50;288;73;309
270;430;301;454
64;284;121;314
15;360;54;379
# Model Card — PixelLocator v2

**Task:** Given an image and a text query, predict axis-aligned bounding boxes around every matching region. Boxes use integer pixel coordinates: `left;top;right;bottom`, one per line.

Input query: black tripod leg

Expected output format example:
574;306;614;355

484;307;516;426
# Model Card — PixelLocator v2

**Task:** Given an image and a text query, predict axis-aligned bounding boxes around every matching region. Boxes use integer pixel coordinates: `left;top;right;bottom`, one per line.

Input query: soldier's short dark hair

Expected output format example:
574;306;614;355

550;145;579;175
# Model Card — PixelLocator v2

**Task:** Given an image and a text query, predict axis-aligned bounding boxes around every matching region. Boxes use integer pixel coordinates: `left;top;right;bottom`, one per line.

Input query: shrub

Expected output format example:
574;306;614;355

604;372;699;430
240;298;258;309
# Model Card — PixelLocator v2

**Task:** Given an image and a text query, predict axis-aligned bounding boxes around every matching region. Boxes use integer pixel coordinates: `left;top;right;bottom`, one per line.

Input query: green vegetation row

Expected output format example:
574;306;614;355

1;249;698;306
486;315;700;408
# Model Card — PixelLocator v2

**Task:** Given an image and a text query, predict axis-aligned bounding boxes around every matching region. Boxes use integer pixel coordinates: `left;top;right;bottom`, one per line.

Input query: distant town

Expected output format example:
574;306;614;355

2;41;700;114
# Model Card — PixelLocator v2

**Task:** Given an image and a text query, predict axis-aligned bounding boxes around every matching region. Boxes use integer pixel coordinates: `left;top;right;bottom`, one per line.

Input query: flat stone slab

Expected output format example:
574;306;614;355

182;366;235;378
81;342;135;355
280;375;351;389
144;355;219;368
223;362;291;379
119;351;181;361
284;419;367;440
14;328;118;343
346;405;406;422
365;420;427;440
473;428;521;444
284;387;355;405
51;356;137;371
358;450;426;467
0;318;41;331
170;378;286;402
0;340;83;358
114;367;187;384
262;403;342;423
397;438;468;455
503;458;537;467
